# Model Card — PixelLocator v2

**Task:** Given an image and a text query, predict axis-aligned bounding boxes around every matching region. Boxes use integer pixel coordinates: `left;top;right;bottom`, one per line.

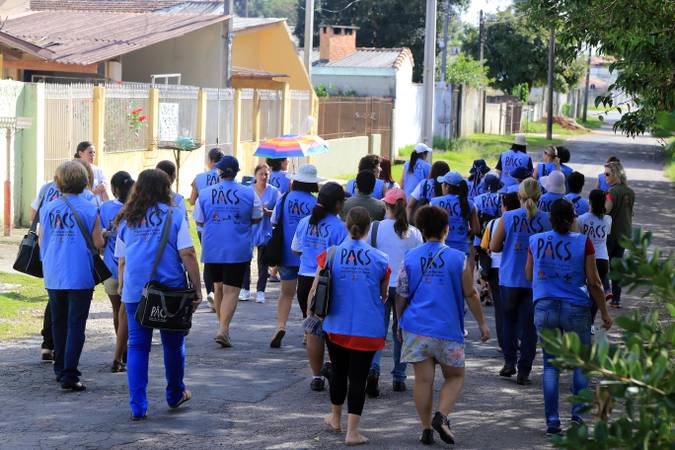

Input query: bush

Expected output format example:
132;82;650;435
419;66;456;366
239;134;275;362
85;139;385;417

432;136;456;151
541;229;674;449
314;84;330;98
562;103;572;117
511;83;530;103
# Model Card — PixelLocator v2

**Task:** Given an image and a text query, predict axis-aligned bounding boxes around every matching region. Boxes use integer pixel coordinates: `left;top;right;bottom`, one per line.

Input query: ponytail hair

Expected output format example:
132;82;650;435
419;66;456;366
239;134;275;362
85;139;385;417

408;151;421;174
309;182;345;226
110;171;135;204
589;189;605;217
448;180;470;220
546;146;561;171
346;207;371;239
519;178;541;219
390;198;410;239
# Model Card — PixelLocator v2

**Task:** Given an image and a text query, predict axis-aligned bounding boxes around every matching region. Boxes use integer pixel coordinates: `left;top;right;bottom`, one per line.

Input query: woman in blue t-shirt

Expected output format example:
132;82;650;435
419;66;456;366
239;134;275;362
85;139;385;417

116;169;202;420
396;205;489;445
533;145;561;181
538;170;566;213
269;164;320;349
467;159;490;200
406;161;450;225
267;157;292;194
99;171;134;373
156;160;188;220
293;182;348;392
526;199;613;435
400;143;432;196
430;172;480;255
39;161;105;391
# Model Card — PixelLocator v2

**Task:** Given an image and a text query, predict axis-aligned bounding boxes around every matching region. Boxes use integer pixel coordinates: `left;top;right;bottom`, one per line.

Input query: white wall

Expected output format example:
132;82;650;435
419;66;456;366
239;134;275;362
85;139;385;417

393;82;423;155
311;73;396;97
312;136;369;179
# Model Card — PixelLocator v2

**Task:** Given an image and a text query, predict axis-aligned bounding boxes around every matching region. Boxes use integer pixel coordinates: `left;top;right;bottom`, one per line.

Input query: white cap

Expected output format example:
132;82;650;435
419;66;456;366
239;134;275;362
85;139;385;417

414;143;432;154
541;170;566;195
512;134;527;146
292;164;324;184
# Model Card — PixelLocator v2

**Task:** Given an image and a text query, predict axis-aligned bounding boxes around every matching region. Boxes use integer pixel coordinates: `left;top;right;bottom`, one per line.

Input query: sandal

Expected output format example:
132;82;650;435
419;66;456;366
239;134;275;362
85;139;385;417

111;360;126;373
270;329;286;348
215;333;232;348
170;390;192;409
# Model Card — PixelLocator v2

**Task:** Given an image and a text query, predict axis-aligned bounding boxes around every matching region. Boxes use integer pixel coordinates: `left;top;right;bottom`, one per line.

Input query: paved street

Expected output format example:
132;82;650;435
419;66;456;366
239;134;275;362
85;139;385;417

0;117;672;449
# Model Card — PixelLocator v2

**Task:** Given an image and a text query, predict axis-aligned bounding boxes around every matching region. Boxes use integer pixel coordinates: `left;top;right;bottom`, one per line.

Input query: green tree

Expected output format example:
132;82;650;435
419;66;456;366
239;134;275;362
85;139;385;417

235;0;297;24
517;0;675;137
295;0;469;82
462;8;584;93
442;53;492;88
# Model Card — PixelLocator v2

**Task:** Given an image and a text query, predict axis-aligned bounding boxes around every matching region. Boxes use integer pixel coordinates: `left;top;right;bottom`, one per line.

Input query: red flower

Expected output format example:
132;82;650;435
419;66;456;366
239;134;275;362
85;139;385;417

131;108;143;115
138;115;146;122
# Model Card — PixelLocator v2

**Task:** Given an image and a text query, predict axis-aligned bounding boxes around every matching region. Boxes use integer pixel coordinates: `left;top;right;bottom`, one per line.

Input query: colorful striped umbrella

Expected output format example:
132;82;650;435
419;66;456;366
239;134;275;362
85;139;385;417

254;134;328;158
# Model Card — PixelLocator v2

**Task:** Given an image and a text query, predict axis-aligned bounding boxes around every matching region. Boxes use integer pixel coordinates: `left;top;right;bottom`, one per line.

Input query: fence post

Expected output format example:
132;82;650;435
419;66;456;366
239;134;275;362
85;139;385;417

281;82;291;135
197;88;207;159
92;86;105;167
147;88;159;153
233;88;242;160
252;89;261;142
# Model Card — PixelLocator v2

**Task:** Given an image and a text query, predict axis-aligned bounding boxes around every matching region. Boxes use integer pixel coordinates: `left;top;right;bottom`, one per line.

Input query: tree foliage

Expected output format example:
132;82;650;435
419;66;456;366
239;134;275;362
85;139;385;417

235;0;297;24
540;230;674;449
516;0;675;137
442;53;492;88
295;0;469;82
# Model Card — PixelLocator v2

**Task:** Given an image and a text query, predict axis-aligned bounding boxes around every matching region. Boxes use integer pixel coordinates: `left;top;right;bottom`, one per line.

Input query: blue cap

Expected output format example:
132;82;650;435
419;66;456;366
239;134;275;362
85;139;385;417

510;166;532;180
216;155;240;178
437;171;464;186
484;173;503;192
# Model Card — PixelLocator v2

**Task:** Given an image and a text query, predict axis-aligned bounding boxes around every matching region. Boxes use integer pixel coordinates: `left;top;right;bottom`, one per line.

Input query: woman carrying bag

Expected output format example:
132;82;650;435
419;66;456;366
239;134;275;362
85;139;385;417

39;161;105;391
115;169;202;420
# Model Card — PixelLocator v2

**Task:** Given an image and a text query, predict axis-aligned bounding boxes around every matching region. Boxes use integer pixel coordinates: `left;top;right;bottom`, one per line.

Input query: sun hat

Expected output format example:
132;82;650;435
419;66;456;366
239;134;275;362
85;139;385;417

292;164;324;184
470;159;490;175
437;171;464;186
414;143;432;154
483;173;503;192
383;188;406;205
511;134;527;146
510;166;532;181
540;170;566;195
215;155;239;178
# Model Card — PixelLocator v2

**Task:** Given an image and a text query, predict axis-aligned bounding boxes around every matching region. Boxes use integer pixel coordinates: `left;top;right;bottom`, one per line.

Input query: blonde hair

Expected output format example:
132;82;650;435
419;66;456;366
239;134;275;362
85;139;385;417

604;161;627;185
518;178;541;219
55;161;89;194
73;158;94;189
545;145;561;171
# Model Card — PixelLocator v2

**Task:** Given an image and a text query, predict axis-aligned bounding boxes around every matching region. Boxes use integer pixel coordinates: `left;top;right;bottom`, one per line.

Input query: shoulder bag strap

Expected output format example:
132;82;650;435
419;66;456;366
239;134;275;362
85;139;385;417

277;192;289;225
62;196;97;256
370;221;380;248
30;192;47;232
422;179;430;200
327;246;338;271
571;195;582;205
149;208;173;281
408;245;446;301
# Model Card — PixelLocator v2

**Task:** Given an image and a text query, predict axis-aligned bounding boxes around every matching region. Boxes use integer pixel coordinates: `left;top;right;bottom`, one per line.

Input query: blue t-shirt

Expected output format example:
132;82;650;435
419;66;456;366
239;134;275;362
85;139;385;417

197;180;258;264
118;204;187;303
538;192;564;213
269;170;291;194
40;194;98;290
473;192;502;220
430;194;475;254
499;150;532;186
194;169;220;193
323;239;389;338
529;231;591;307
564;193;590;216
399;242;466;341
293;214;348;276
537;162;558;179
99;199;124;280
346;178;385;200
499;183;520;194
402;159;431;196
252;184;280;247
500;207;551;288
271;190;317;267
36;181;62;207
467;178;485;200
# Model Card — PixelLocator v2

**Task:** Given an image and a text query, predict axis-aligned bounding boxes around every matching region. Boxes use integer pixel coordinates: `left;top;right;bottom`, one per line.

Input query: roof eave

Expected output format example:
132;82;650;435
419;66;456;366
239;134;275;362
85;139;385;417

0;31;54;60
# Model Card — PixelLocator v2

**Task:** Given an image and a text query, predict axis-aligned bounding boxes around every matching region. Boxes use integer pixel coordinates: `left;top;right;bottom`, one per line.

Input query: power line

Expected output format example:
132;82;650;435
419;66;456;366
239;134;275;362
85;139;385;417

297;0;364;14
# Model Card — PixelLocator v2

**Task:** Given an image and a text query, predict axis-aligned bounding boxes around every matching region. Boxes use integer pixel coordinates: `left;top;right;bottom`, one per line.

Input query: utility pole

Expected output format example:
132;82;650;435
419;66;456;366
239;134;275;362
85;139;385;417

546;28;555;140
303;0;315;79
582;46;592;122
422;0;437;147
440;0;450;84
223;0;234;88
478;9;485;63
244;0;249;18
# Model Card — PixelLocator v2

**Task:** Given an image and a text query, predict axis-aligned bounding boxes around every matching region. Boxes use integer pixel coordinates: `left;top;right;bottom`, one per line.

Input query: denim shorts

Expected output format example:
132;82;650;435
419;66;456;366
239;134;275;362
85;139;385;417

278;265;299;281
303;315;324;337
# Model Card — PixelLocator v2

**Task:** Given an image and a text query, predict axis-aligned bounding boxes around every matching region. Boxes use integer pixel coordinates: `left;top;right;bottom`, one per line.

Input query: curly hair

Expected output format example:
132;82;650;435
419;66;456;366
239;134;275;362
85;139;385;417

116;169;171;227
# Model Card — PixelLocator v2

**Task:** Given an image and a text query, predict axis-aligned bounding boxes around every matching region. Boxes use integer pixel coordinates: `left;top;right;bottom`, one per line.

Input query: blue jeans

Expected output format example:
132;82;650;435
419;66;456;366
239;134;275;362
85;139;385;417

126;302;186;417
500;286;537;375
48;289;93;384
534;299;592;428
370;288;406;381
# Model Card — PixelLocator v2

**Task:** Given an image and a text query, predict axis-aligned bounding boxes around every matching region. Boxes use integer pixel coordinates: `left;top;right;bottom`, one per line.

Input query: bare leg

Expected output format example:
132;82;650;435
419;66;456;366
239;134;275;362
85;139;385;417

438;365;465;416
413;359;436;429
218;284;240;334
108;294;121;334
307;334;325;376
276;279;297;329
345;413;369;445
114;303;128;363
213;282;224;330
324;404;342;432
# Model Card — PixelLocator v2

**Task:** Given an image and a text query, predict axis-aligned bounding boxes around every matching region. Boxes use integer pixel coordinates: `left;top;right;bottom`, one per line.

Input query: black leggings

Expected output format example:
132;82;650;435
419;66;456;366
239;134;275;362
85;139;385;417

326;337;376;416
242;246;269;293
296;275;314;318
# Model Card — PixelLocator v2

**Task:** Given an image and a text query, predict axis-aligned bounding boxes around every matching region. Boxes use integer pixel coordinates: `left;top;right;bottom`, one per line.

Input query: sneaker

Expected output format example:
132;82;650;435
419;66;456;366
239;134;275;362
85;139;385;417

255;291;265;304
499;364;516;377
310;377;325;392
393;380;407;392
463;328;469;337
516;373;531;385
570;416;585;426
590;325;596;335
41;349;54;363
420;429;434;445
207;292;215;312
238;289;250;301
546;424;563;435
431;412;455;444
268;274;280;283
61;381;86;392
609;299;621;308
365;369;380;398
320;362;333;386
111;360;126;373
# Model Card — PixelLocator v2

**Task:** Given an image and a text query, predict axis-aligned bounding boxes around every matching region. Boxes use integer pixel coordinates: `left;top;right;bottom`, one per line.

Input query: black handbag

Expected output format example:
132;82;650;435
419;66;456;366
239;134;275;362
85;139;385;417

262;193;288;266
63;196;112;285
310;246;338;319
13;195;45;278
134;209;196;332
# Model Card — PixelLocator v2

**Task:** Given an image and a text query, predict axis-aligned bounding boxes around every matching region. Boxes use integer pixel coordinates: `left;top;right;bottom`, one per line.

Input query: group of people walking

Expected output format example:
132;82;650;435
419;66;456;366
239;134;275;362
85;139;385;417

31;134;635;444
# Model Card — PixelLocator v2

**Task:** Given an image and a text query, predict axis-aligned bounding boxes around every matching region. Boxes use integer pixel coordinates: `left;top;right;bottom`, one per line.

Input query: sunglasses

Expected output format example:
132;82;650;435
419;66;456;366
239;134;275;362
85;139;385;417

604;172;612;177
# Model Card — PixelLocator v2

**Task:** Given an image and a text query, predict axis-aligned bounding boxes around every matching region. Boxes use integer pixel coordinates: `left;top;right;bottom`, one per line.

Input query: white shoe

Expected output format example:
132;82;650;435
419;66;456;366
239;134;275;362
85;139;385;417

255;291;265;304
590;325;596;335
207;292;215;311
239;289;251;301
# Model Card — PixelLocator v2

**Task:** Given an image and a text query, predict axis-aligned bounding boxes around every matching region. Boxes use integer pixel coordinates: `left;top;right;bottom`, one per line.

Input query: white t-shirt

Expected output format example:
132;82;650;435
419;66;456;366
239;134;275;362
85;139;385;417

115;215;193;258
486;218;502;268
92;164;108;205
576;212;612;260
368;219;423;287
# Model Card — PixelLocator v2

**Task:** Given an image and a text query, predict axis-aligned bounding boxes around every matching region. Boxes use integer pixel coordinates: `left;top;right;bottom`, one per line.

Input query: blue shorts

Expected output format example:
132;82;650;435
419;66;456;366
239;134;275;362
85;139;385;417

278;265;299;281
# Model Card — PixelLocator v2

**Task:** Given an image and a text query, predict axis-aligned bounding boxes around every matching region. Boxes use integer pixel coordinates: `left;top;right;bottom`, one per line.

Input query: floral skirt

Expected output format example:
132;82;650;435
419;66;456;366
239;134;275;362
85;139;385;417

401;331;465;368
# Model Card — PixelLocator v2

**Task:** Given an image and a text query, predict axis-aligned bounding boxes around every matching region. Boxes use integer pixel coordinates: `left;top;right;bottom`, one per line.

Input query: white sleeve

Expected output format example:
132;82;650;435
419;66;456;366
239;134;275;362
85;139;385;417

176;216;193;250
252;192;263;220
410;181;423;200
30;195;41;211
114;236;125;258
192;199;204;223
291;225;303;253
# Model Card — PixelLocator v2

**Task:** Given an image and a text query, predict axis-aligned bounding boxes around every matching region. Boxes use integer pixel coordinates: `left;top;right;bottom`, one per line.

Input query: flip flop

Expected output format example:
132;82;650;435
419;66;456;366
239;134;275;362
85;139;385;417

170;390;192;409
270;329;286;348
215;333;232;348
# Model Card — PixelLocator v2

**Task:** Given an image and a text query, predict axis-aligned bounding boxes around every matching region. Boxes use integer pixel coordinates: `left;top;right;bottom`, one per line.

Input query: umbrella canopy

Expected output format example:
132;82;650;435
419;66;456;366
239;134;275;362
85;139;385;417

254;134;328;158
